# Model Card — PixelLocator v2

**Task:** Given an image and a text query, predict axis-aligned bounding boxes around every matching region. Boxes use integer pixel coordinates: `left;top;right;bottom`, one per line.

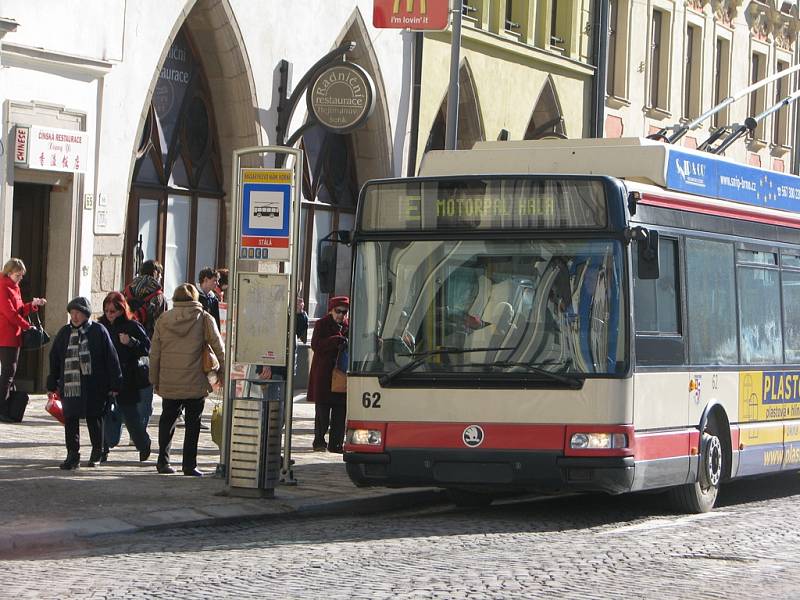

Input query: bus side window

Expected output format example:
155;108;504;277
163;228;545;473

633;237;680;335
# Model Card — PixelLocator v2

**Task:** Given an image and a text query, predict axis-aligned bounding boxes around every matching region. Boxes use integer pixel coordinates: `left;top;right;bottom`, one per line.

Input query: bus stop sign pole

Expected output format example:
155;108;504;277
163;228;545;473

222;146;303;493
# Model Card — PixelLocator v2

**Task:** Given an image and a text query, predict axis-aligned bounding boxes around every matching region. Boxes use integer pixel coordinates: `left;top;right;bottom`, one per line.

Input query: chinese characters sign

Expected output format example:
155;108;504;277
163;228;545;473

373;0;450;30
14;125;89;174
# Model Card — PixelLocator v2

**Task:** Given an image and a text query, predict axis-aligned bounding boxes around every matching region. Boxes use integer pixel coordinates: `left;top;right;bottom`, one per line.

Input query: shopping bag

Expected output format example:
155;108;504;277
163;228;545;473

45;392;65;425
210;402;223;448
103;398;123;449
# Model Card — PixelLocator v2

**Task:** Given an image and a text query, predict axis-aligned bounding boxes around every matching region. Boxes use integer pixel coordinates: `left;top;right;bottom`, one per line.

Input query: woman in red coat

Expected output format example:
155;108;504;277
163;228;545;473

309;296;349;453
0;258;47;421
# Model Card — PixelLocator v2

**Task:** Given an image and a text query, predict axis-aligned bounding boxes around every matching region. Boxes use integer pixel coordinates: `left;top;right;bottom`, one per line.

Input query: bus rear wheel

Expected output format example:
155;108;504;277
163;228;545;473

446;489;494;508
668;428;723;514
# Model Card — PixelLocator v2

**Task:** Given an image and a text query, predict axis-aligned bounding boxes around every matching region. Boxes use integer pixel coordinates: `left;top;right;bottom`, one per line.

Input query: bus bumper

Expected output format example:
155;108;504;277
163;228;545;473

344;450;635;495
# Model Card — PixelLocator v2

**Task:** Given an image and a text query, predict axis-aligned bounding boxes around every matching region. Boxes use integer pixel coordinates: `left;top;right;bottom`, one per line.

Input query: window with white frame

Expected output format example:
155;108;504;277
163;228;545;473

712;36;731;128
607;0;630;100
749;50;768;141
648;8;670;111
773;59;792;148
683;23;702;120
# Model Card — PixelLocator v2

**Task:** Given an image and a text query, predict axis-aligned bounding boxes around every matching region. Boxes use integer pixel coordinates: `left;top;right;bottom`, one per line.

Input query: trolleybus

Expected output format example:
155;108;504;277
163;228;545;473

338;138;800;512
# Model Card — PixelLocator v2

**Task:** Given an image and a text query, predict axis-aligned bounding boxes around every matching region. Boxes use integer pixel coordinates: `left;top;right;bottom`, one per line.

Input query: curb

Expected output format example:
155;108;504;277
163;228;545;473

0;488;447;557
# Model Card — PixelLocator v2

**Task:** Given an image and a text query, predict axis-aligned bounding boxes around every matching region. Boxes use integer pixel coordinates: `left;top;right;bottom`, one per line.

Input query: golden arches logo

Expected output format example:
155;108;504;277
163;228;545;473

393;0;427;14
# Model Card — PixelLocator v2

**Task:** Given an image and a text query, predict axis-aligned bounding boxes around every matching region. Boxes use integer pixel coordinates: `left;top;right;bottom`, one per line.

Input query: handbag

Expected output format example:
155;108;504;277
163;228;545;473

133;356;150;389
330;347;348;393
202;344;219;374
22;311;50;351
45;391;65;425
331;367;347;393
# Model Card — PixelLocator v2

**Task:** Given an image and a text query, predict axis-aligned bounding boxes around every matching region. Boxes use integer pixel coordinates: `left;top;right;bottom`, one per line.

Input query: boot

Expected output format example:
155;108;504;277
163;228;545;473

87;447;103;467
59;452;80;470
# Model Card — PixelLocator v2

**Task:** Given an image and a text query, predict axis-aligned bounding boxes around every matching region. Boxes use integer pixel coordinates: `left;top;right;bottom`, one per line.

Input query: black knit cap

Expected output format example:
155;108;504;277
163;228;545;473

66;296;92;318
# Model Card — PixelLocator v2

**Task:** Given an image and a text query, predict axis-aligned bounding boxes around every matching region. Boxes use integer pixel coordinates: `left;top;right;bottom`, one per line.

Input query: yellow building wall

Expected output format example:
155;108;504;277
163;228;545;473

417;25;594;171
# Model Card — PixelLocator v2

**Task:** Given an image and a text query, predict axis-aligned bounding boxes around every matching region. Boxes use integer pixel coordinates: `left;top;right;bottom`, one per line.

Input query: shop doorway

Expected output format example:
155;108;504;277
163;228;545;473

11;182;50;391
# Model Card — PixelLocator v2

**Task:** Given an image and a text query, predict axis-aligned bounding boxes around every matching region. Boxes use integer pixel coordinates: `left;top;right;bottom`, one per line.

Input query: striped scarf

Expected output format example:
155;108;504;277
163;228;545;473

63;322;92;398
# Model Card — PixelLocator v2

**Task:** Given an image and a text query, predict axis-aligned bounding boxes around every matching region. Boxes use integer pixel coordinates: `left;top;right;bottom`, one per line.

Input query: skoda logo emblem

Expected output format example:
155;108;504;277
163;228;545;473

462;425;484;448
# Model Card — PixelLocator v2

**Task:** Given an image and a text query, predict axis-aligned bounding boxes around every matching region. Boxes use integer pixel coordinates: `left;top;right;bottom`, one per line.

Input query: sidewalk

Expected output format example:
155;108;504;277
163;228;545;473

0;393;441;556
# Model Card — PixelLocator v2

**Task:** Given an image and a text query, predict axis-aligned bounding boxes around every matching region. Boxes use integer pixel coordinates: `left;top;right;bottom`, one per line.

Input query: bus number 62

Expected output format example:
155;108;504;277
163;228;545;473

362;392;382;408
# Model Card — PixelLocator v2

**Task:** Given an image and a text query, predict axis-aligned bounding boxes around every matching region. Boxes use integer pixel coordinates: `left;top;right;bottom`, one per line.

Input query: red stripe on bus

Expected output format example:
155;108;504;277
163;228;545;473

639;193;800;229
635;429;694;460
730;425;740;451
385;422;565;450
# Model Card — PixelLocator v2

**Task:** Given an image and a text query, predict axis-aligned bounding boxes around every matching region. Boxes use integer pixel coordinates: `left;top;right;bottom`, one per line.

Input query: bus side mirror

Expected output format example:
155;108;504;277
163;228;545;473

636;229;660;280
317;230;352;294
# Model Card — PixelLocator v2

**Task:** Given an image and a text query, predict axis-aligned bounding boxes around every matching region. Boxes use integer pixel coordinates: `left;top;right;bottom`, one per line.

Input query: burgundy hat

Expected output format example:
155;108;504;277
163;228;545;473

328;296;350;311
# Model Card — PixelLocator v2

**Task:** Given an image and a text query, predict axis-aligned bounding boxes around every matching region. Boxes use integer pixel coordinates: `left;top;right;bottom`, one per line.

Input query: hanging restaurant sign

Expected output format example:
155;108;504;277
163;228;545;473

307;62;375;134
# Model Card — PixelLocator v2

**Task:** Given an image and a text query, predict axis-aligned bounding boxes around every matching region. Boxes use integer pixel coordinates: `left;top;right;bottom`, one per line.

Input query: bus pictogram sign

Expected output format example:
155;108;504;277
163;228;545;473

373;0;449;30
240;169;292;261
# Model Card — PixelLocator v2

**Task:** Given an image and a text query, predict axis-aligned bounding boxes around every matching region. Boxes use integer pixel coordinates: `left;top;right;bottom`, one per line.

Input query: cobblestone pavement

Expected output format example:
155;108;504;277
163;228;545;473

0;393;436;552
2;474;800;599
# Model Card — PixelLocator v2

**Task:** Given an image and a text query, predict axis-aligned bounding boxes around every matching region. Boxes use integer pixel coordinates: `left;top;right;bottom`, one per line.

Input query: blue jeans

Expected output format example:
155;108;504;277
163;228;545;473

104;398;151;452
139;386;154;428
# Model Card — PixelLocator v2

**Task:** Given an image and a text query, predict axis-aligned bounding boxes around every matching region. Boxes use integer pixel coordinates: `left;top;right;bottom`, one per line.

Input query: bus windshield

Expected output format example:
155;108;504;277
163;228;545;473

351;238;627;380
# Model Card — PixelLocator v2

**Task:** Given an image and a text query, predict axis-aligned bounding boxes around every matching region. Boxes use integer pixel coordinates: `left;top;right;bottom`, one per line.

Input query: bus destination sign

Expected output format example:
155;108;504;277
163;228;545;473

360;177;608;232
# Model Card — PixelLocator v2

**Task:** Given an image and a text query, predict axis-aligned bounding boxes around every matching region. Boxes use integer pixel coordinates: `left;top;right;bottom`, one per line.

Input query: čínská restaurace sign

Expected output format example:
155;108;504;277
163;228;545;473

308;62;375;134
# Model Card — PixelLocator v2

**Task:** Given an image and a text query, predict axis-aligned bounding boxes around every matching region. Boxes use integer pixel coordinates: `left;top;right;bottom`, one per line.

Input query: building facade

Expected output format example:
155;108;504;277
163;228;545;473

415;0;597;163
605;0;800;171
0;0;410;389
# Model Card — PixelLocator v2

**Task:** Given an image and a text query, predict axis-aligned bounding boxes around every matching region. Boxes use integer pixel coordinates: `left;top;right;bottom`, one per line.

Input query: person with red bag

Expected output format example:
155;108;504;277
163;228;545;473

47;297;122;470
0;258;46;422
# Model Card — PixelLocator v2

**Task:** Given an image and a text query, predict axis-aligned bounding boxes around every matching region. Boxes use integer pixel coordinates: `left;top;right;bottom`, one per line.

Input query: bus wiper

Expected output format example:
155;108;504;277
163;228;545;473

487;361;584;388
379;346;513;386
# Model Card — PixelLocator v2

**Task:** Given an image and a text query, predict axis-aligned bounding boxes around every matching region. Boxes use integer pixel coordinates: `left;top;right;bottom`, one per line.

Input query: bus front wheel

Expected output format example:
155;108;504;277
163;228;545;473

668;427;724;514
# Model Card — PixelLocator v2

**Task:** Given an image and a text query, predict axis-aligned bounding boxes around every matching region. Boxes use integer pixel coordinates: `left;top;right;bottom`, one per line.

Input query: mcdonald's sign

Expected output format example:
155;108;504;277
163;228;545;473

373;0;450;30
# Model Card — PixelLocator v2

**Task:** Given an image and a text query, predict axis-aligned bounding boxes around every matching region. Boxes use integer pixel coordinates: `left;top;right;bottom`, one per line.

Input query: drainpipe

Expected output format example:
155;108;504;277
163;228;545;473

793;37;800;175
590;0;609;138
444;0;462;150
407;32;424;176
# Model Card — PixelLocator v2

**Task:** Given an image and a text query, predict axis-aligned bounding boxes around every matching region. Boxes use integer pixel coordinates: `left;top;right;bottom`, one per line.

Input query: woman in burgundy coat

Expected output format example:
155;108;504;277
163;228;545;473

0;258;47;421
309;296;349;453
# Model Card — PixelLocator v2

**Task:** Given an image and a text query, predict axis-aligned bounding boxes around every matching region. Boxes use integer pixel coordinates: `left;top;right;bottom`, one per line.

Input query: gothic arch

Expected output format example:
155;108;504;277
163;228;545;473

424;59;485;153
330;7;394;181
124;0;260;286
129;0;260;193
524;76;567;140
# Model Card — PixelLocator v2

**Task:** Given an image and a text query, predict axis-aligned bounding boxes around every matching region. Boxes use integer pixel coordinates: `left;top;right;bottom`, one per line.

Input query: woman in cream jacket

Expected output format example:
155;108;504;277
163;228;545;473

149;283;224;476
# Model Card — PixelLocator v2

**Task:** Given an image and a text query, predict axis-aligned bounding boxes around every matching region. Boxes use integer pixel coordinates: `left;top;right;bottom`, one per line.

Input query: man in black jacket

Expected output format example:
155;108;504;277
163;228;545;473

197;267;221;330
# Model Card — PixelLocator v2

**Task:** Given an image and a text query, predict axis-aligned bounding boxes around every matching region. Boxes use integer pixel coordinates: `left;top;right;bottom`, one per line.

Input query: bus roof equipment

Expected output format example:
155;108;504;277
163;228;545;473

419;138;800;219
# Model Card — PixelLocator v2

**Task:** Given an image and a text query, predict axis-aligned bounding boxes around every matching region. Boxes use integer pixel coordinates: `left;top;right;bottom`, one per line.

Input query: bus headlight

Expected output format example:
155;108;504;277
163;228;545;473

347;429;383;446
570;432;628;449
